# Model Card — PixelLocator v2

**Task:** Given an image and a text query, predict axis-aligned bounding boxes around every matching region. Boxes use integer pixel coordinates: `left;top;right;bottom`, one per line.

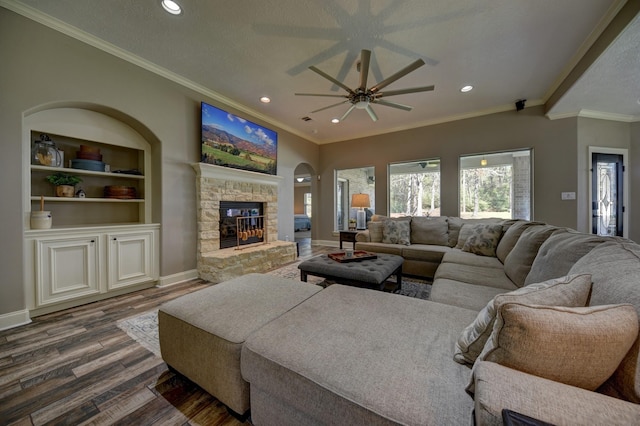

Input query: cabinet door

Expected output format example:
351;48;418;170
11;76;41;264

107;230;156;290
36;236;101;307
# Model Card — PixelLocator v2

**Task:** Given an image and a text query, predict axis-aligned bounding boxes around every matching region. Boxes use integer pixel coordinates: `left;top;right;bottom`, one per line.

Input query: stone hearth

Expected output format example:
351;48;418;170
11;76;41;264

192;163;296;283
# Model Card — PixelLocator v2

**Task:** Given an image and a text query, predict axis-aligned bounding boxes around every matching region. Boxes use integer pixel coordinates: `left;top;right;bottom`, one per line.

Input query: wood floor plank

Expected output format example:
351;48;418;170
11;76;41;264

0;256;325;426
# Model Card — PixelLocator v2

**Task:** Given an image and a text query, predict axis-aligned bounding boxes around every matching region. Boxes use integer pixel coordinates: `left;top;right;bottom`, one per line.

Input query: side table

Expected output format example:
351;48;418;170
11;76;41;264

339;230;358;249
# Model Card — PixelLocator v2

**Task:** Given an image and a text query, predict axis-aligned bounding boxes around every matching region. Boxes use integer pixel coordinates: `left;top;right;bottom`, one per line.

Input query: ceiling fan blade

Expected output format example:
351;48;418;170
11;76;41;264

377;85;434;97
308;66;354;94
340;104;356;121
370;58;426;93
358;49;371;91
295;93;349;98
365;105;378;122
310;100;349;114
374;99;413;111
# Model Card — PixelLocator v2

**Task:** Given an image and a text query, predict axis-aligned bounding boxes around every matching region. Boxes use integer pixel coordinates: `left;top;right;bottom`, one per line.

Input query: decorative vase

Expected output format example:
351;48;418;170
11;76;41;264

55;185;75;197
30;211;52;229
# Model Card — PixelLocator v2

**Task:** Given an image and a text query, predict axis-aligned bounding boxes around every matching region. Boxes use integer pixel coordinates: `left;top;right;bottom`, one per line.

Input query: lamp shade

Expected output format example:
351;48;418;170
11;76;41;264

351;193;370;209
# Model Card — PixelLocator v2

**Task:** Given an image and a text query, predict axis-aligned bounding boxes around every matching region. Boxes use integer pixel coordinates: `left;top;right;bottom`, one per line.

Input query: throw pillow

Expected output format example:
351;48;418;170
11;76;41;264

382;219;411;245
367;221;384;243
454;274;592;366
466;302;639;395
461;223;504;257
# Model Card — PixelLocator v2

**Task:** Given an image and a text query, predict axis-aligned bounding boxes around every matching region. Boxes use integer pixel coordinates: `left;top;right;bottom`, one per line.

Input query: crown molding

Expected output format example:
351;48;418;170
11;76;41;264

546;108;640;122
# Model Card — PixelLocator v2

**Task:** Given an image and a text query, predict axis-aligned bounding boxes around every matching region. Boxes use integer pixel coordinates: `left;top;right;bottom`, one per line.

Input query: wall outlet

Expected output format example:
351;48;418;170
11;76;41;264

561;192;576;200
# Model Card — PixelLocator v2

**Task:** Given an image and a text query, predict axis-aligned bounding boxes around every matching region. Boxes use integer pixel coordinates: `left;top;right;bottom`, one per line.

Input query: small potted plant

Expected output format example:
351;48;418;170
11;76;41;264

46;172;83;197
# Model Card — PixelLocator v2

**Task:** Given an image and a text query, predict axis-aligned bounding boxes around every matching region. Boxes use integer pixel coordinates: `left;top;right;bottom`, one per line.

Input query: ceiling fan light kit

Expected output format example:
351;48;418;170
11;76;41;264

296;49;434;122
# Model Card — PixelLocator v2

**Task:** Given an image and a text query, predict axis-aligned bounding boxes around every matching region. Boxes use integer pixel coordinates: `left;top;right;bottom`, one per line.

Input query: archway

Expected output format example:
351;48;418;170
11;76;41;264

293;163;316;252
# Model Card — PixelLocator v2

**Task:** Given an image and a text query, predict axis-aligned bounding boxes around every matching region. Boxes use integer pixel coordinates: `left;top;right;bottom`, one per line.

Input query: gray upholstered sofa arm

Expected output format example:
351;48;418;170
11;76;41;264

355;230;370;242
473;361;640;425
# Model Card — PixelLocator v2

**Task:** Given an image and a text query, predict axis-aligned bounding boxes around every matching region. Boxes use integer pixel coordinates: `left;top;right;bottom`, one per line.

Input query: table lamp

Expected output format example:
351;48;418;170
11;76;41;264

351;193;370;230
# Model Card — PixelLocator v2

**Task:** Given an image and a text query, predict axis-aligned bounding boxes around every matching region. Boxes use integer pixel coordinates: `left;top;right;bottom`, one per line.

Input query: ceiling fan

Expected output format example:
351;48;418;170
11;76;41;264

296;49;434;122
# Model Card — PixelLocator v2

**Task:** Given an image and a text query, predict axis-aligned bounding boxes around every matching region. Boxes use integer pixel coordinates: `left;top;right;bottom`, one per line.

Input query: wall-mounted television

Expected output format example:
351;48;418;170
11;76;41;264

201;102;277;175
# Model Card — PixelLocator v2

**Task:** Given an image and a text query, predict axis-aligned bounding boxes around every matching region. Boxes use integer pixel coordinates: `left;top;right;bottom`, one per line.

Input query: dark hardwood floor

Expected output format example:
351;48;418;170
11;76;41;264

0;240;327;426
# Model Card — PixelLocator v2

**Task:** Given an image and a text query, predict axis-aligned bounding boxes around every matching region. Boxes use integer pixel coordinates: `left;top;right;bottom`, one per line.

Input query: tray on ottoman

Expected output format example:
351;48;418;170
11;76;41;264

328;250;377;263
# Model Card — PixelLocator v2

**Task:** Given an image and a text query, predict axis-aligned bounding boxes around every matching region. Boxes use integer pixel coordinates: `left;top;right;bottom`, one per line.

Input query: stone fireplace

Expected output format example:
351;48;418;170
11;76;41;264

192;163;296;283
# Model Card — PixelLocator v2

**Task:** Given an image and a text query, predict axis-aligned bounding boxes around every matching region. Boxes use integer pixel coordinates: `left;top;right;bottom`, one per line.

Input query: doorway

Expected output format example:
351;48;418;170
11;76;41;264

591;150;626;237
294;163;315;252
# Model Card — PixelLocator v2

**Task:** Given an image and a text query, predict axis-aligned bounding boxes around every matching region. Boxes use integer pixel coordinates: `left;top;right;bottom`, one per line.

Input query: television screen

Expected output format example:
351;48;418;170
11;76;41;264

201;102;277;175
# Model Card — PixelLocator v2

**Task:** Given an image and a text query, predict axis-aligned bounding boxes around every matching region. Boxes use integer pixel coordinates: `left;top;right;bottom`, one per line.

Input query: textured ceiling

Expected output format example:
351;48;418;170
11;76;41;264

5;0;639;143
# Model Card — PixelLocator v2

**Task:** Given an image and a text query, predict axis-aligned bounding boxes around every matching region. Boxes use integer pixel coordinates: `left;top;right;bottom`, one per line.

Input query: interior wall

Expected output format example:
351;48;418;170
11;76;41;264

576;117;631;235
0;8;319;318
631;122;640;243
294;185;309;214
317;106;578;241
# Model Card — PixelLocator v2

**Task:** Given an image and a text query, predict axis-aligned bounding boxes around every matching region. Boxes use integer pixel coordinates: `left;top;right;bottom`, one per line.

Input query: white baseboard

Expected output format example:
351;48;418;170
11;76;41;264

0;309;32;331
156;269;199;288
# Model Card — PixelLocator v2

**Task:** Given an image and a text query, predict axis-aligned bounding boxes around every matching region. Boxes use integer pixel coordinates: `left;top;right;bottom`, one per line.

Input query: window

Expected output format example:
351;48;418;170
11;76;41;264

335;167;375;231
459;150;531;220
389;160;441;217
304;192;312;217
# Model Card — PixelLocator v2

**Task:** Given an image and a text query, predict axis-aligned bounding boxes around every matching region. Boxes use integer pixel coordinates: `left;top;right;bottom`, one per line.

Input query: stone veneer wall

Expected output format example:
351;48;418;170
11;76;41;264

192;163;296;283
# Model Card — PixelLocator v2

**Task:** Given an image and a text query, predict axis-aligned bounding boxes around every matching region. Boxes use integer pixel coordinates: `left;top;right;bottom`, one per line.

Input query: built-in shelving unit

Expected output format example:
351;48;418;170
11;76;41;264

23;107;159;317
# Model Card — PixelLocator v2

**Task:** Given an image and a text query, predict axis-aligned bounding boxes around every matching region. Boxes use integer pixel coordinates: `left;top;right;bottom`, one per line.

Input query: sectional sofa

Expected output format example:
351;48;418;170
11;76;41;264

161;216;640;425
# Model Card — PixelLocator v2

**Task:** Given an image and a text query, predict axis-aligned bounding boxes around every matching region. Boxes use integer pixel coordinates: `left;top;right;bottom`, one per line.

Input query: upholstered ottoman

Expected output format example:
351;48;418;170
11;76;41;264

158;273;322;416
298;253;403;291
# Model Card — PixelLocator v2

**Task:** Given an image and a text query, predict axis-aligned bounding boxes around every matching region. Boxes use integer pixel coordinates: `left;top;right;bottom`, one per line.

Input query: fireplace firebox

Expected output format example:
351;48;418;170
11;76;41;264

219;201;265;249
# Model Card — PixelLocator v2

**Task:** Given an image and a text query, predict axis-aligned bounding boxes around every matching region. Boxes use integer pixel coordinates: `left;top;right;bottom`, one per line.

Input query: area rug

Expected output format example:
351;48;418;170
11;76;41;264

118;257;431;357
117;310;161;357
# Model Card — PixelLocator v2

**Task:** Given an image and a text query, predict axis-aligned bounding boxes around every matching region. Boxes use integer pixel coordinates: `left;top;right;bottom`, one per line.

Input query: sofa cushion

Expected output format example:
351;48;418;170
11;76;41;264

431;278;506;311
410;216;449;246
525;231;610;285
441;249;503;269
401;244;450;263
354;241;404;256
569;241;640;403
242;284;479;425
367;221;383;243
434;263;517;290
448;217;502;248
462;223;504;257
454;274;592;365
503;225;562;287
468;303;638;394
495;220;545;263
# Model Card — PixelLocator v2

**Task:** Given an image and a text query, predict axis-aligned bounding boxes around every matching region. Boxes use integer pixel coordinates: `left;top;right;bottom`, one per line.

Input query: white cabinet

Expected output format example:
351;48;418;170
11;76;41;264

107;229;156;290
25;225;160;315
35;234;101;307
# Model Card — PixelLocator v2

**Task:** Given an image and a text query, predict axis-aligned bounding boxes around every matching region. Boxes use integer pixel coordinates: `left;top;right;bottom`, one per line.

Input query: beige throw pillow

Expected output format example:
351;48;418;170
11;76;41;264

382;219;411;245
467;302;639;395
461;224;504;257
454;274;592;366
367;221;384;243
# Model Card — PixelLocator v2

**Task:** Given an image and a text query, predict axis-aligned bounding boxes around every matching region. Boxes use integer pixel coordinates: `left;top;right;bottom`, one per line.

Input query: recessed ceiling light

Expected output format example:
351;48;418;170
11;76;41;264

460;85;473;93
331;118;340;124
161;0;182;15
260;96;271;103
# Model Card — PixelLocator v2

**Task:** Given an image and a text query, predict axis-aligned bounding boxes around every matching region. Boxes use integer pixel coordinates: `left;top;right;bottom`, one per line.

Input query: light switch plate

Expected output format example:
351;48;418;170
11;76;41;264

561;192;576;200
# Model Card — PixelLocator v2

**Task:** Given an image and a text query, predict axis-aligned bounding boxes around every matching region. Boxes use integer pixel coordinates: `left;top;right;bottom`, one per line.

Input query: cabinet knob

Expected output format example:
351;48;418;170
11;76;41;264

90;240;95;243
113;237;117;241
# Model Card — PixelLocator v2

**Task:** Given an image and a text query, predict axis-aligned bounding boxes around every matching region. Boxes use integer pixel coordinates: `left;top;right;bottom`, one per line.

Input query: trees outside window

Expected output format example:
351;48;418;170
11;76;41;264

389;160;440;217
459;150;531;220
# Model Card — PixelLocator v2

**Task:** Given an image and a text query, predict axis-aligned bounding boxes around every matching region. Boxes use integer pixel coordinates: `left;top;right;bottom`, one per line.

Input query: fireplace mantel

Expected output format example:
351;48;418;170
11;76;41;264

192;163;283;186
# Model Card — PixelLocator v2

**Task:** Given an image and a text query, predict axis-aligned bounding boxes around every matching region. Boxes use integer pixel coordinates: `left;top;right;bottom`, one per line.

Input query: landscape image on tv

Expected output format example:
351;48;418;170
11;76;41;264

201;102;277;175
